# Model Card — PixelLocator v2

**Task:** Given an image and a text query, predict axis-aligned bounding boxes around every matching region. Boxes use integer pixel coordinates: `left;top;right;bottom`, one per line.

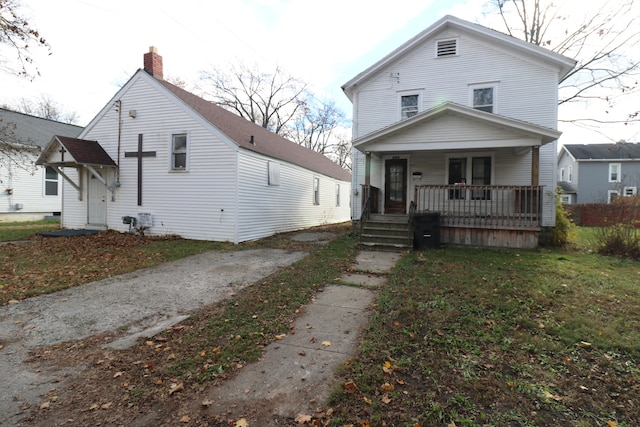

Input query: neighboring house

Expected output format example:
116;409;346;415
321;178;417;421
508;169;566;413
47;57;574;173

0;108;82;221
342;15;576;249
558;143;640;204
36;47;351;243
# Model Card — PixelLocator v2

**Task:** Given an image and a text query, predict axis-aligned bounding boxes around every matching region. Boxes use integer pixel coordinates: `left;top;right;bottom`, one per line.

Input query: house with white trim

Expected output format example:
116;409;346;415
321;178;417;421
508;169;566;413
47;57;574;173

36;48;351;242
343;15;576;249
558;143;640;204
1;108;82;221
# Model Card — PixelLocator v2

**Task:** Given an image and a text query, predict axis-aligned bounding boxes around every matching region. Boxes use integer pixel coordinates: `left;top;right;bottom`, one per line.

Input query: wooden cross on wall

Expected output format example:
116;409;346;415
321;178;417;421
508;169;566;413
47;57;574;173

124;134;156;206
58;146;66;162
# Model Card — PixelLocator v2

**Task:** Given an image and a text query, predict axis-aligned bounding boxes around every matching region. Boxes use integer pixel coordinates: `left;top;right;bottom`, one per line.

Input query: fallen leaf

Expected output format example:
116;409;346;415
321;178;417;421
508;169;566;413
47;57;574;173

381;394;392;404
295;413;312;424
321;341;331;347
113;371;123;378
101;402;113;409
89;403;100;410
381;382;394;391
363;396;372;404
580;341;592;348
145;340;154;346
180;415;190;423
201;399;215;406
39;401;50;410
235;418;249;427
275;334;286;340
607;421;618;427
344;380;358;394
169;382;184;395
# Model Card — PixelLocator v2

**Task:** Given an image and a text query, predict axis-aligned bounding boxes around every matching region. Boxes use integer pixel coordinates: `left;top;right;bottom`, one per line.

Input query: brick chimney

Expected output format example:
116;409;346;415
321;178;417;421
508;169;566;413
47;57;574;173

143;46;163;78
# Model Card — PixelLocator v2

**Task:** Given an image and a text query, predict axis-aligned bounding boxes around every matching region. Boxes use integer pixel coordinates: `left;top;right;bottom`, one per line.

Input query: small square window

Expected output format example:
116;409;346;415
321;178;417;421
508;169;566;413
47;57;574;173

608;190;620;203
473;87;494;113
336;184;340;207
401;95;419;120
624;186;637;197
268;161;280;186
172;134;187;170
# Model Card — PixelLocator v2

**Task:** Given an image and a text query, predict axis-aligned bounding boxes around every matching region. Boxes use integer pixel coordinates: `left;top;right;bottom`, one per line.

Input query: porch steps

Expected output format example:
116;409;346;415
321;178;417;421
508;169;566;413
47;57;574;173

360;214;413;251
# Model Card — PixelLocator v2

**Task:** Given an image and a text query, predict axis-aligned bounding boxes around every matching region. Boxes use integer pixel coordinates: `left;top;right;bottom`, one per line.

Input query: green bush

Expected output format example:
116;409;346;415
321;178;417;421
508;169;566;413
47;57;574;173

550;187;577;247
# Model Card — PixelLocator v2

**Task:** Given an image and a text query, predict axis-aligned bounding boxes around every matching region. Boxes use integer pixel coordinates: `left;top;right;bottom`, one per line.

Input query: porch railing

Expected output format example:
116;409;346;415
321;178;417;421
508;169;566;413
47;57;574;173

360;185;380;233
414;185;542;229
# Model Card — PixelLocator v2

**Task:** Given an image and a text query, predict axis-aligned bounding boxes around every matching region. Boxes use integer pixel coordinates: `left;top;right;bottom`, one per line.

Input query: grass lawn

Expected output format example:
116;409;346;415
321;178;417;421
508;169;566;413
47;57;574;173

330;246;640;426
0;219;61;242
4;223;640;426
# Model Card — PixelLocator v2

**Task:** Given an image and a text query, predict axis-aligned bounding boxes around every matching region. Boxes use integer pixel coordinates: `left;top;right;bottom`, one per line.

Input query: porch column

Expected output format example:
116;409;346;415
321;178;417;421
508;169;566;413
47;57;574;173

365;152;371;186
531;146;539;185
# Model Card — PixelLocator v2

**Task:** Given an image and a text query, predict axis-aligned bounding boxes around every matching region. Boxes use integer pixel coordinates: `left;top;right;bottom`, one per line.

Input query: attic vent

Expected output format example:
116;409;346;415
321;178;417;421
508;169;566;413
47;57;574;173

436;38;458;57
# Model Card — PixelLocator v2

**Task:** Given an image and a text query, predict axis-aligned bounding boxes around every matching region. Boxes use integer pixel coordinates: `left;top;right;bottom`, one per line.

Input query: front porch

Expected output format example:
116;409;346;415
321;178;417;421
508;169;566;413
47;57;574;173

361;184;542;249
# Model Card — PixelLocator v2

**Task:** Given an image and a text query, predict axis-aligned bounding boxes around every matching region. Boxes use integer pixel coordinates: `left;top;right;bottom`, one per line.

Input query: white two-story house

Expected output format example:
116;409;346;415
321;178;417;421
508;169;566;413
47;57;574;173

343;15;576;249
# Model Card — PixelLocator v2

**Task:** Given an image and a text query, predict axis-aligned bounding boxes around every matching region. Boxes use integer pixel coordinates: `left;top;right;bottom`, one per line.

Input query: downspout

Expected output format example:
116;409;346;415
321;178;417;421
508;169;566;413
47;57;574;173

115;100;122;183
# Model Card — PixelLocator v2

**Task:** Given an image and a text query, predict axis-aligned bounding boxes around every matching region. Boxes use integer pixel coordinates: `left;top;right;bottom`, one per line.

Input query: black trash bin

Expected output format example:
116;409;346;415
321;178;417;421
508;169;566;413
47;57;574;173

413;212;441;249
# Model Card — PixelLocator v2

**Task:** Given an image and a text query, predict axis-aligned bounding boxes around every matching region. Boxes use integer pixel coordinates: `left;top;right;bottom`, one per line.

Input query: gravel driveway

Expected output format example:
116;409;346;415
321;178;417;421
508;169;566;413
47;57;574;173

0;248;306;426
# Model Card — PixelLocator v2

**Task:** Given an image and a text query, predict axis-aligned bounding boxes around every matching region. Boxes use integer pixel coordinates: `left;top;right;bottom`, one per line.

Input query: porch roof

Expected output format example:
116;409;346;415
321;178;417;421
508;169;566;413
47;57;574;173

36;135;117;168
352;102;562;153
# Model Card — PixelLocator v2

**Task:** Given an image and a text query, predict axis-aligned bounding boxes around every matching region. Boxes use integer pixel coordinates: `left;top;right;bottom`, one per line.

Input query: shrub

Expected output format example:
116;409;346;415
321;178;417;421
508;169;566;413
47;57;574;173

550;187;577;247
595;223;640;260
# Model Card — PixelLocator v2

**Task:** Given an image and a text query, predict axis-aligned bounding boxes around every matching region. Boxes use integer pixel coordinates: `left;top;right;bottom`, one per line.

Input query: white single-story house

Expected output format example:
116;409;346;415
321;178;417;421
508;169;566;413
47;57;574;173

1;108;82;221
36;47;351;242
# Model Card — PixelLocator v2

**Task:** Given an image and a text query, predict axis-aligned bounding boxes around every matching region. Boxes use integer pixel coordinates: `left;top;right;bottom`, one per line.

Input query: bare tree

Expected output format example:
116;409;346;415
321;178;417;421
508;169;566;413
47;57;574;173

486;0;640;131
0;0;50;79
6;95;80;124
198;62;350;168
286;99;345;154
1;116;39;187
199;62;308;134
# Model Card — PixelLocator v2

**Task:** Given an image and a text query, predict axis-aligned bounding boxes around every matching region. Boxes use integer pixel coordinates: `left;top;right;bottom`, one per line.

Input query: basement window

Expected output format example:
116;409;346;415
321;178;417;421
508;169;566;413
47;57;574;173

436;38;458;57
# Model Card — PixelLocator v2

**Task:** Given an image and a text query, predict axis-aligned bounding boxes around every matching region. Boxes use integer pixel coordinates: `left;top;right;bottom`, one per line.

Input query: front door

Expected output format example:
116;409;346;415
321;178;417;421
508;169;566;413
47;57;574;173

384;159;407;214
87;170;107;225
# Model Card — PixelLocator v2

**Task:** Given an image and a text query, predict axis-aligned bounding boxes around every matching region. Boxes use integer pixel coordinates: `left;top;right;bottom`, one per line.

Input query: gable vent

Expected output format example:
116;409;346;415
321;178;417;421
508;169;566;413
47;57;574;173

436;39;458;57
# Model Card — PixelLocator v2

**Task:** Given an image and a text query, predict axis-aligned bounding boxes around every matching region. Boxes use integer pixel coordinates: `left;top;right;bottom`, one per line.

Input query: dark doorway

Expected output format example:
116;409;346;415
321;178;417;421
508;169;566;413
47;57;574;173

384;159;407;214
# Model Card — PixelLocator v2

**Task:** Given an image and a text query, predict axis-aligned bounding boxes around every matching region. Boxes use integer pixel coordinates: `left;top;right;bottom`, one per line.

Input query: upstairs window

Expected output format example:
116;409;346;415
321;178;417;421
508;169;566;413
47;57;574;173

568;165;573;182
473;87;494;113
609;163;621;182
400;94;419;120
436;38;458;57
172;133;188;170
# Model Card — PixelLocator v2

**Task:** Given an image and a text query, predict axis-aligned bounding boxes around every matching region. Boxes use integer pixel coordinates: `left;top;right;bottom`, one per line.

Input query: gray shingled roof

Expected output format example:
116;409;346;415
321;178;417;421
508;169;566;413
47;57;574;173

0;108;82;147
563;143;640;160
155;77;352;182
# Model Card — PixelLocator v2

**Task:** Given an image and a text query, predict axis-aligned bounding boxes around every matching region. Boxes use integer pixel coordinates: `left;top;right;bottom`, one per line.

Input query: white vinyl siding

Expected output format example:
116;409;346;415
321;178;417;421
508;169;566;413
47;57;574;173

353;30;559;138
74;74;238;241
236;150;351;242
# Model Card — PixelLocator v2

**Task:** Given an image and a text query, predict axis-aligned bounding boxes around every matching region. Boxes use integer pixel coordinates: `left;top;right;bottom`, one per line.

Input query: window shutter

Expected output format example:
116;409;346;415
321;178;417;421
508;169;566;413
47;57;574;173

437;39;457;57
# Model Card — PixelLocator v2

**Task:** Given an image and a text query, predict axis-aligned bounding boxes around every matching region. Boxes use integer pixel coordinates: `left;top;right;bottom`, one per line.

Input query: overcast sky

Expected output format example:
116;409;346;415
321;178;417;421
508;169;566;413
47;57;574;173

1;0;638;146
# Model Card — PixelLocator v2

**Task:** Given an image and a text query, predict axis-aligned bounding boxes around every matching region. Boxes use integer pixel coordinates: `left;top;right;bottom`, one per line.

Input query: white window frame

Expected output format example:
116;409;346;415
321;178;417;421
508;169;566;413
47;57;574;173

44;166;59;196
445;152;495;200
398;90;422;121
608;163;621;182
313;177;320;205
469;82;498;114
336;183;341;207
608;190;620;204
171;133;189;171
559;167;565;182
435;38;458;57
268;161;280;186
559;194;571;204
623;186;637;197
568;165;573;183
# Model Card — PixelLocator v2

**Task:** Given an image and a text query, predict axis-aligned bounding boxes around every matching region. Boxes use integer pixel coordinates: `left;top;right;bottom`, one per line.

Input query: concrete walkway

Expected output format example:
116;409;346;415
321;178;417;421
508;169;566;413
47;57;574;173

200;250;402;426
